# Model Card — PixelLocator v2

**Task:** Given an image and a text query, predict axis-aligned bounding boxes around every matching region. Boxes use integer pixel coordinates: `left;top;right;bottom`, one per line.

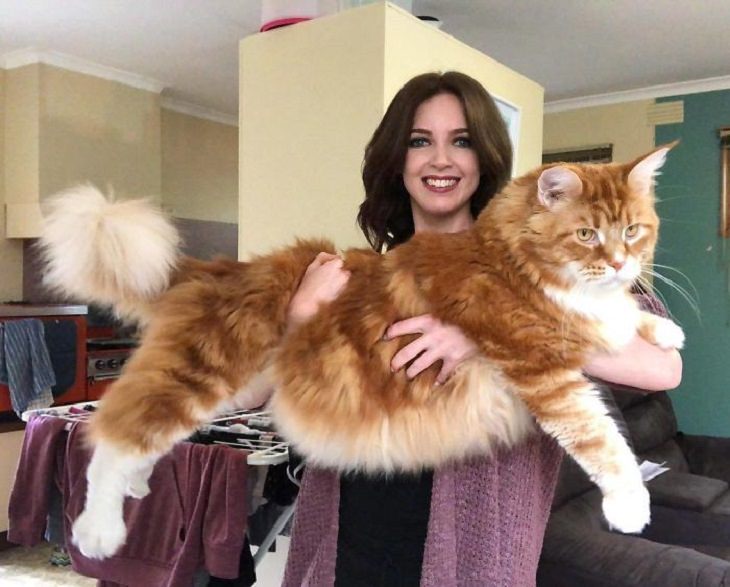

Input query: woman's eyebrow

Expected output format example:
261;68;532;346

409;128;470;134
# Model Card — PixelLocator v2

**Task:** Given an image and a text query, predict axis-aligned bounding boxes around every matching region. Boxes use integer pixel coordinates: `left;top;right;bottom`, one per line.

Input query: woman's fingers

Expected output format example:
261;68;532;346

385;314;434;339
390;336;429;372
288;252;349;328
404;348;441;380
387;313;478;383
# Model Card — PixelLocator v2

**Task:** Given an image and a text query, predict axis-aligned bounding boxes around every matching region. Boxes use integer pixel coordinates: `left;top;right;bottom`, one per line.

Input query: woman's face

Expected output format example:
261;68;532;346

403;92;480;234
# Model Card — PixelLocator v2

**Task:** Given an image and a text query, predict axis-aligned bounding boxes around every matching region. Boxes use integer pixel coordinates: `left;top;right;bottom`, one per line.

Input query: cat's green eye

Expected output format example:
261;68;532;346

576;228;595;242
624;224;639;238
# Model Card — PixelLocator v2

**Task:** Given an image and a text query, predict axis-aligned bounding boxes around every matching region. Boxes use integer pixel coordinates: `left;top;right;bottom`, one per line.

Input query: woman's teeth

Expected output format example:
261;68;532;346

425;178;457;188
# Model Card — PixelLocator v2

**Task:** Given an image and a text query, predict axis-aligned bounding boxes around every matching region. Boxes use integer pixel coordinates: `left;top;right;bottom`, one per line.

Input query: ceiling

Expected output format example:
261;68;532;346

2;1;729;121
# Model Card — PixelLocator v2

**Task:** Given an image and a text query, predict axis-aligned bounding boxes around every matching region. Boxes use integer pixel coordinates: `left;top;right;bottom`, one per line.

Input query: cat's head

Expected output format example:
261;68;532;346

507;142;676;292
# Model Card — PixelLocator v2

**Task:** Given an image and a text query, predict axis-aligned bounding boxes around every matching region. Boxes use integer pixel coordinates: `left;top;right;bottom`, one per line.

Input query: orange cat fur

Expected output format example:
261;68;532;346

39;144;683;559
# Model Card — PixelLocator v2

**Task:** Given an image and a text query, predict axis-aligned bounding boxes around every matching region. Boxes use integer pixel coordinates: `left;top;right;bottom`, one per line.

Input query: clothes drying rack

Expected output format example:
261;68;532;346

22;401;298;568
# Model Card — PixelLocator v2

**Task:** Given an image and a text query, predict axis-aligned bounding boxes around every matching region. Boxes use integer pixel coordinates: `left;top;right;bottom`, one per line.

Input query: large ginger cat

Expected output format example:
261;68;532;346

39;144;683;559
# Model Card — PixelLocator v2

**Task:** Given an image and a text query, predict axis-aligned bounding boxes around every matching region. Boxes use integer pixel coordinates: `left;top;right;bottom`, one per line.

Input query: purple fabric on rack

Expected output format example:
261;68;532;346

7;414;68;546
6;413;250;587
62;423;250;587
282;433;562;587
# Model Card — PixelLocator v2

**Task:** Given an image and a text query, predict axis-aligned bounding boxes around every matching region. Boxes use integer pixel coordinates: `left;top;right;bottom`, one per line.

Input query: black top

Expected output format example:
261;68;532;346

334;470;433;587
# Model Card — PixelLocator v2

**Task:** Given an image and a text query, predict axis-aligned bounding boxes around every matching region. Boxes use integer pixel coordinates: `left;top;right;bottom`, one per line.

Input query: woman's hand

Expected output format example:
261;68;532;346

385;314;478;384
287;252;350;330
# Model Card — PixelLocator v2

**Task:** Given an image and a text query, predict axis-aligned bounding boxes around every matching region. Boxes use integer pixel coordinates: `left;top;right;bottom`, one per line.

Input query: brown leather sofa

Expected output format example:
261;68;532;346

538;388;730;587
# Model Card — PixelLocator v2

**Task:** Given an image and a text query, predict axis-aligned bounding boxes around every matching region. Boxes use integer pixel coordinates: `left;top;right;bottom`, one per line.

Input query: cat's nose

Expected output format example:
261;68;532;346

608;260;625;271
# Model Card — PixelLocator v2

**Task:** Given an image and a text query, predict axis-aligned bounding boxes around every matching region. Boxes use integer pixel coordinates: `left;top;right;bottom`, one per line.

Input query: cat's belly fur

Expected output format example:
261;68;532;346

268;357;536;473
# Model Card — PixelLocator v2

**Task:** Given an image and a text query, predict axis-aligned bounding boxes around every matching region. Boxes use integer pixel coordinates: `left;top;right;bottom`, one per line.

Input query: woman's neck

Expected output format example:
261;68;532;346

413;214;474;235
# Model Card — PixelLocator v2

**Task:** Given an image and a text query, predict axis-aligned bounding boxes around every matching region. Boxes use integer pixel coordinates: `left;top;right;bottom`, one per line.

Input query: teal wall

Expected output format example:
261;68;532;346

655;89;730;436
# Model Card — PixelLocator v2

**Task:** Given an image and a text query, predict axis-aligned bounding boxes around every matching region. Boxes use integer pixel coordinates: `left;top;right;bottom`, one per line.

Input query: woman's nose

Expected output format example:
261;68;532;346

431;143;451;168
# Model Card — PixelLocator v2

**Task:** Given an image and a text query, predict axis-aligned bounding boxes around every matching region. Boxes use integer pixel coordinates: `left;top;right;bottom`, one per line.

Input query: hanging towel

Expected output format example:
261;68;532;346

0;319;57;416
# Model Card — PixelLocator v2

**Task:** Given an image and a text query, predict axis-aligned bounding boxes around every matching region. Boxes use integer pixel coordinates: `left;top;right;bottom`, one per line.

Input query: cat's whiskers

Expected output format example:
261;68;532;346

648;263;699;301
641;266;701;321
635;273;670;311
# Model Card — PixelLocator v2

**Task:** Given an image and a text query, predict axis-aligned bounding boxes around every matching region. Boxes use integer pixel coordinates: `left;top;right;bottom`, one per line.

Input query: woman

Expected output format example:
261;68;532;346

281;72;682;586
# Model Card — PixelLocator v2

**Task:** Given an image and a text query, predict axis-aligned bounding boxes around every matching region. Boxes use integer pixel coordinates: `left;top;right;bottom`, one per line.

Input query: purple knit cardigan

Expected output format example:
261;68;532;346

282;433;562;587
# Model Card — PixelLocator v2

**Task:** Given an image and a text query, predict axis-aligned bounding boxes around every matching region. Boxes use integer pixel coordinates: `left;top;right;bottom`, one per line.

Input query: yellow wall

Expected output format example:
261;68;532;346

161;108;238;223
0;69;24;300
239;4;386;257
4;64;162;237
239;2;544;259
40;65;161;202
543;100;655;163
0;431;24;531
3;65;42;238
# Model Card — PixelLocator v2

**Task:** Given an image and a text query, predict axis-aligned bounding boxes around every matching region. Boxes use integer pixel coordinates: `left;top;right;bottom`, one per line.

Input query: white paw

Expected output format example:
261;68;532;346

72;508;127;559
126;475;151;499
652;318;685;350
602;485;651;534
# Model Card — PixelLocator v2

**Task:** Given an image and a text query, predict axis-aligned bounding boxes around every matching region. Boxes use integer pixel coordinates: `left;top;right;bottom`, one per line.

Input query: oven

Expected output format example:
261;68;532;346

86;338;137;400
0;305;88;413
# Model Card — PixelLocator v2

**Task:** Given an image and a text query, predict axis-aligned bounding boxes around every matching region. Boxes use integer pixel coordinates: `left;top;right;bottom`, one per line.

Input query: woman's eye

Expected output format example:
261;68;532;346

454;136;472;148
624;224;639;238
576;228;595;242
408;136;429;148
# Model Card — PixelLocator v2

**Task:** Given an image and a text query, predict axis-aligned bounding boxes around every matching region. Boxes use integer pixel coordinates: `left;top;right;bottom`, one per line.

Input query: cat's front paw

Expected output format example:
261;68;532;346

639;314;685;350
652;317;685;350
602;484;651;534
72;508;127;559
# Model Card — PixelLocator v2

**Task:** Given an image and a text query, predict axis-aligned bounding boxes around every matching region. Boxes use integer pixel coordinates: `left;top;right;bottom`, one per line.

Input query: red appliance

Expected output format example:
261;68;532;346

0;307;88;413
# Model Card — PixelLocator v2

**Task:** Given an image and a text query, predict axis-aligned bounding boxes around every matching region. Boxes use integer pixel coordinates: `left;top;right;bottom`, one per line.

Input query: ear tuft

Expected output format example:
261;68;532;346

537;166;583;208
627;141;677;196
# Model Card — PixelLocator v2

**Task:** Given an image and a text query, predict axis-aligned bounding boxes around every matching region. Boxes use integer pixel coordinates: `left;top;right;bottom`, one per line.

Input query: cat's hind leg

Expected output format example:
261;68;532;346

523;378;650;534
125;458;156;499
71;441;161;559
71;368;233;558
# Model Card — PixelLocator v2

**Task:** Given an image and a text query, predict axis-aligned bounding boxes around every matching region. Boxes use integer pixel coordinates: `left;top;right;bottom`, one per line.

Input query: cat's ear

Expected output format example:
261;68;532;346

537;166;583;208
627;140;678;196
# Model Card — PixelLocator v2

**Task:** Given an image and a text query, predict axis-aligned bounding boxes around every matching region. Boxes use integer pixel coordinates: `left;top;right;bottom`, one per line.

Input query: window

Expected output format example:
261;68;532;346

542;144;613;165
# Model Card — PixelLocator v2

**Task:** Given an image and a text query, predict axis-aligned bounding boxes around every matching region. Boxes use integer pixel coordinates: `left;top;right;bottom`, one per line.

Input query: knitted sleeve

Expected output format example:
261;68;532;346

635;291;669;318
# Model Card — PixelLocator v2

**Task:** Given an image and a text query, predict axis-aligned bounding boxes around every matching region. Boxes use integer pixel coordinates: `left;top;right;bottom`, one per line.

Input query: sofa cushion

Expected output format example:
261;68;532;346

709;492;730;516
648;471;729;511
639;439;690;474
689;545;730;562
552;454;593;510
623;392;677;453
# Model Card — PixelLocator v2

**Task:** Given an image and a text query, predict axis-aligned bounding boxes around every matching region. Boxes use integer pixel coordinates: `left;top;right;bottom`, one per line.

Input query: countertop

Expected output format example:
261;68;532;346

0;304;88;317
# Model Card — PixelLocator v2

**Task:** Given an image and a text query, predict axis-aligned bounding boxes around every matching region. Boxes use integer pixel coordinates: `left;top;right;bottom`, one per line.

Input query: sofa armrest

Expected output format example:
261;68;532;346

540;513;730;587
678;433;730;483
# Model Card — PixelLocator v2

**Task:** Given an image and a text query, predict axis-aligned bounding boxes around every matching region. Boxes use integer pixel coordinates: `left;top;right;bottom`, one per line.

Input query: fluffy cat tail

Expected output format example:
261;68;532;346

39;185;181;325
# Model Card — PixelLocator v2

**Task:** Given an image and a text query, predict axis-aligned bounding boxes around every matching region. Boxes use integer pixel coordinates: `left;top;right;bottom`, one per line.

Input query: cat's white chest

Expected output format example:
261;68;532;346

595;300;640;348
545;287;639;349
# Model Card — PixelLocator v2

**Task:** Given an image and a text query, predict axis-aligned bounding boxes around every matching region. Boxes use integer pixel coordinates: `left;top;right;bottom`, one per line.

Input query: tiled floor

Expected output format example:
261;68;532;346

0;542;95;586
0;538;289;586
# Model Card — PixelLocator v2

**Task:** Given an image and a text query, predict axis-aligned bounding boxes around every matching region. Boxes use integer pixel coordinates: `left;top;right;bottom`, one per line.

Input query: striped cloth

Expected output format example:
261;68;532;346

0;319;56;416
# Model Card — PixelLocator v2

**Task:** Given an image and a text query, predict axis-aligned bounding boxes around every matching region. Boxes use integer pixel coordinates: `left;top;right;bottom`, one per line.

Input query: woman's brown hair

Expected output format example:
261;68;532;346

358;71;513;252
